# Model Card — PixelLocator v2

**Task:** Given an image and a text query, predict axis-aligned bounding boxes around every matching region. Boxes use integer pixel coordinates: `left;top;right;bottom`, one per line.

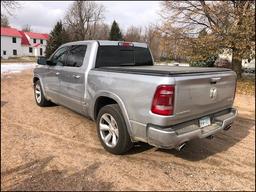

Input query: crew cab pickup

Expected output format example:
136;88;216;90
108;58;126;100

33;40;237;154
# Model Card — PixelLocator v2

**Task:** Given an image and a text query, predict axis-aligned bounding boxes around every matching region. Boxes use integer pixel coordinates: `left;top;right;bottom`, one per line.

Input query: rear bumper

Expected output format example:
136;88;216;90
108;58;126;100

146;108;237;149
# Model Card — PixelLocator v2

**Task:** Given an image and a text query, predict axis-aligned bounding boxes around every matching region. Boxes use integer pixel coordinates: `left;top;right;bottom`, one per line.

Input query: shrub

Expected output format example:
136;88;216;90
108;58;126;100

190;56;217;67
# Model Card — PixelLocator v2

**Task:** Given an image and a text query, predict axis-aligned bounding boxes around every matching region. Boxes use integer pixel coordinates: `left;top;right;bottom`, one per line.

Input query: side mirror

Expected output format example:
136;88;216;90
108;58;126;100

46;60;56;66
37;56;47;65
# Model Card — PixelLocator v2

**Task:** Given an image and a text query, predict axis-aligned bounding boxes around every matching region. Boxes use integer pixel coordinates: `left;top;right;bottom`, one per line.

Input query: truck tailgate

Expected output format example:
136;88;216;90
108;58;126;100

174;72;236;121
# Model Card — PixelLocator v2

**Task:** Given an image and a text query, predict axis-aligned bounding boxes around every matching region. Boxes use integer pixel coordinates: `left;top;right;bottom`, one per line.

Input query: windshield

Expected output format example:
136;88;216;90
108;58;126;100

95;46;153;68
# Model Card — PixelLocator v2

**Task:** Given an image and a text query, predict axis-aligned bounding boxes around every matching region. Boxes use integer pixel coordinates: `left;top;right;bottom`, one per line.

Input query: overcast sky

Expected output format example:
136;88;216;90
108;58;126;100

2;1;162;33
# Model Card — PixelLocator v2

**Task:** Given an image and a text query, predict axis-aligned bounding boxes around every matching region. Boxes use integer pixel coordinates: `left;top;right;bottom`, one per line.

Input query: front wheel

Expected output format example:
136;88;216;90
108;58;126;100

34;80;52;107
96;104;133;155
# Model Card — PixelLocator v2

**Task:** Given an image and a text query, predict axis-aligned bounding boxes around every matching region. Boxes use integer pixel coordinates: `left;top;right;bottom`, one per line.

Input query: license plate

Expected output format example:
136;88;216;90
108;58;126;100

199;117;211;128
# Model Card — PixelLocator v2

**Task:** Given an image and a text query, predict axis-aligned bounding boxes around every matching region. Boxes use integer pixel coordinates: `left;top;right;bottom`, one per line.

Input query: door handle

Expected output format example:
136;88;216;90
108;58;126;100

73;75;80;79
56;72;60;76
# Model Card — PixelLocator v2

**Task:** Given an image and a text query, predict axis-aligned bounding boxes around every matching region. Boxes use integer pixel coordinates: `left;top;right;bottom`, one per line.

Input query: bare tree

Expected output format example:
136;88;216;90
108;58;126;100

22;24;32;32
124;26;142;42
64;1;105;40
93;22;110;40
1;1;20;16
143;25;162;60
1;14;9;27
160;1;255;78
1;1;20;27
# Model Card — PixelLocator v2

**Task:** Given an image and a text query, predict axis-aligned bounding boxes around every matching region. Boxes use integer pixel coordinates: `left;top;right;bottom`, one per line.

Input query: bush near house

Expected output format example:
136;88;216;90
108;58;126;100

190;56;217;67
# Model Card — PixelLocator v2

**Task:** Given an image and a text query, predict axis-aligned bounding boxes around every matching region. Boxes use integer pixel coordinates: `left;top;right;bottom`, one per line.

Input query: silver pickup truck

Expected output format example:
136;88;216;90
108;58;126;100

33;40;237;155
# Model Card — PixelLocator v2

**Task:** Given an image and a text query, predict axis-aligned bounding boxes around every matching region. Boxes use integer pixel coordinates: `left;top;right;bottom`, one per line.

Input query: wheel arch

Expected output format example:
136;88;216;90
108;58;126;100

92;92;133;139
33;75;47;100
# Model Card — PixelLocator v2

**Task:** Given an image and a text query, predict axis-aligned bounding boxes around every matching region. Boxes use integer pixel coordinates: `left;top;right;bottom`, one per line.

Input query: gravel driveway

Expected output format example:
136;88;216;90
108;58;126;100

1;70;255;191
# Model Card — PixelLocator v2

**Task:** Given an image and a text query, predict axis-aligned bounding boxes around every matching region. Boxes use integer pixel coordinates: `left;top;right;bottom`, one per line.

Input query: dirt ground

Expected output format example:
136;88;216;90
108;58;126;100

1;70;255;191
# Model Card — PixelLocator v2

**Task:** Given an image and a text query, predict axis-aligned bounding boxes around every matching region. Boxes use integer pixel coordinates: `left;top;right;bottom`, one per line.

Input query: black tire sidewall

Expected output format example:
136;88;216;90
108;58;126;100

96;104;132;155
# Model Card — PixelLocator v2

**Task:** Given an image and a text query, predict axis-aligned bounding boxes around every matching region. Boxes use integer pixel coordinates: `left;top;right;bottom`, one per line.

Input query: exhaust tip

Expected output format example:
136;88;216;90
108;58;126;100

175;143;186;151
224;125;232;131
206;135;214;139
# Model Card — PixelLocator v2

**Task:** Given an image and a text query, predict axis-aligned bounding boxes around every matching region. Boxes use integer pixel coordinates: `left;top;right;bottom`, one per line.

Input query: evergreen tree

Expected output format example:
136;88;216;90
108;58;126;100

45;21;70;58
109;20;123;41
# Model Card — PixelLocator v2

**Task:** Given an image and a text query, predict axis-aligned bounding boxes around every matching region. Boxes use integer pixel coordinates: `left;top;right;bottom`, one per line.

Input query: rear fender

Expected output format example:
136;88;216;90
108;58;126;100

91;91;134;140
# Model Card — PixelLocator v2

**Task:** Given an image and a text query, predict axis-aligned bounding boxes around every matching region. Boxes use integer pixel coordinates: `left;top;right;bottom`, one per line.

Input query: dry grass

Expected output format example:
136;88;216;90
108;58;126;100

237;75;255;96
1;70;255;191
1;56;37;63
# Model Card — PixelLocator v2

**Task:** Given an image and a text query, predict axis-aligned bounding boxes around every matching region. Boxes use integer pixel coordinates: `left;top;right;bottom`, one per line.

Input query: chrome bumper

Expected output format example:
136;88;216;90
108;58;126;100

147;108;237;149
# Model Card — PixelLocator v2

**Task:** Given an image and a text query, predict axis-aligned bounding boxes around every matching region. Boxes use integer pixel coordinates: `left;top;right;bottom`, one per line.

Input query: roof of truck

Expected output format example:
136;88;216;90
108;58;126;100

61;40;148;48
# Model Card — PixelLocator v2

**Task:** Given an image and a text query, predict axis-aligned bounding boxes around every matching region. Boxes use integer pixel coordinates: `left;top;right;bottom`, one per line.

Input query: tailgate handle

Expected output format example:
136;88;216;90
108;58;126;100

210;77;221;84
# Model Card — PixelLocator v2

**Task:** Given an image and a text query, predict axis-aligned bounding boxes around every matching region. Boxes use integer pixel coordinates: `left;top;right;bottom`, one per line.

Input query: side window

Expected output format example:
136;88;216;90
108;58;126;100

51;47;68;66
65;45;87;67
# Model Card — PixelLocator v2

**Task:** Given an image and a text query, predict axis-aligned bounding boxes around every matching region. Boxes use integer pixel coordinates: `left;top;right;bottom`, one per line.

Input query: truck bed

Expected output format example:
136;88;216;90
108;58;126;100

90;64;236;127
93;65;231;76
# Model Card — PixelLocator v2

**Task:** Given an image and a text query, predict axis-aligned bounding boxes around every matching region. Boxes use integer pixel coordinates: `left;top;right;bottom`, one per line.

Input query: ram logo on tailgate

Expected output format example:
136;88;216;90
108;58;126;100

210;87;217;99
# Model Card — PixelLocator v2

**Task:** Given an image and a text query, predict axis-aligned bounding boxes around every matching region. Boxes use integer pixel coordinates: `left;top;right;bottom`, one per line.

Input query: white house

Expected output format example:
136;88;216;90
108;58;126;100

1;27;49;59
218;49;255;69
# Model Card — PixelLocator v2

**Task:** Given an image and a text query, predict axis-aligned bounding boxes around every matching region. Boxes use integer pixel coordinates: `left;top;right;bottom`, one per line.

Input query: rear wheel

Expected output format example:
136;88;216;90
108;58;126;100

34;80;52;107
96;104;133;155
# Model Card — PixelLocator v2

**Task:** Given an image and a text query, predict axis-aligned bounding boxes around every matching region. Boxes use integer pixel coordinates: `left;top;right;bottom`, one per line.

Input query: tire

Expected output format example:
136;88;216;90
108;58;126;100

96;104;133;155
34;80;52;107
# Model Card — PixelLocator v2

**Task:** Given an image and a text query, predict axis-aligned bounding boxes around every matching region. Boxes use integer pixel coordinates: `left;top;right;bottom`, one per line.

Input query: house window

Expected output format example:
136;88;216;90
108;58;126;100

13;49;17;55
3;50;7;55
40;48;43;56
33;39;36;43
40;39;43;44
12;37;16;43
29;47;33;53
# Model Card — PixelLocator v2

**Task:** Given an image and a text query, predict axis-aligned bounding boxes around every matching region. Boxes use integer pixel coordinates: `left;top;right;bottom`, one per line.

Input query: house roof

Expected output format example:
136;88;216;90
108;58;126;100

1;27;49;46
19;31;31;46
25;31;49;40
1;27;22;37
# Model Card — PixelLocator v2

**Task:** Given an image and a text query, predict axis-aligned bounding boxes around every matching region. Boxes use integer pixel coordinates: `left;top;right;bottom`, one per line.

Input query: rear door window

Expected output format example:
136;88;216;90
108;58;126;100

65;45;87;67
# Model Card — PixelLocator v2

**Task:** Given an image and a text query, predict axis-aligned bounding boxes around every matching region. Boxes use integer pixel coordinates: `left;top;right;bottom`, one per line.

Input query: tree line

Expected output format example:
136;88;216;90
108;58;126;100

44;1;162;60
1;1;255;78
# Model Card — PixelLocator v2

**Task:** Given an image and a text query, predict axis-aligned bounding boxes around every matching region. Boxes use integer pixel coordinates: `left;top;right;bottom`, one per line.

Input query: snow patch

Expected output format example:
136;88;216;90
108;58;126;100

1;63;36;74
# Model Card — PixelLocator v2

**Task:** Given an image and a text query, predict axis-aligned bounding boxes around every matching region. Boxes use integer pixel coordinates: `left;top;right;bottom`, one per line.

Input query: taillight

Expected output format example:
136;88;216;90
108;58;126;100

151;85;175;116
